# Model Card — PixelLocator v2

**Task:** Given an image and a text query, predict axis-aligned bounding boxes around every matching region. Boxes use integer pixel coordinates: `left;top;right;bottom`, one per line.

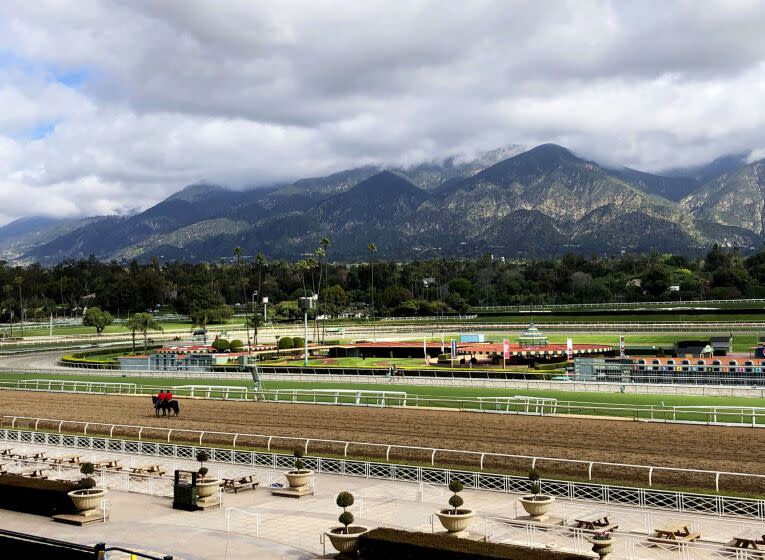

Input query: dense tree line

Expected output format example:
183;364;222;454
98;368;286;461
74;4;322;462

1;244;764;323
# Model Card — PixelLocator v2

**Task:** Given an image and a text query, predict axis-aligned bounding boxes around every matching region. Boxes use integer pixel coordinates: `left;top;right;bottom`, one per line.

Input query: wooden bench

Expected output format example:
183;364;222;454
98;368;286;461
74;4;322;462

654;521;700;542
129;464;166;476
50;455;82;465
732;528;765;549
11;451;47;461
572;510;618;532
94;459;122;471
222;475;259;493
0;448;13;457
16;468;50;479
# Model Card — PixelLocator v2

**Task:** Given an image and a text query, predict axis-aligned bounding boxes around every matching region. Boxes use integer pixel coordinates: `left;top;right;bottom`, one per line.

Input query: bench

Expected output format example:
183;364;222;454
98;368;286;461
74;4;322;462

129;464;166;476
94;459;122;471
572;510;618;532
222;475;259;493
732;528;765;549
50;455;82;465
16;468;50;479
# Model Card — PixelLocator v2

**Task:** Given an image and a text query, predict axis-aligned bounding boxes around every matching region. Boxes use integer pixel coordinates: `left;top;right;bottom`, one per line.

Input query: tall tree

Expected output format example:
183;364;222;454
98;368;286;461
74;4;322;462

83;307;114;334
129;312;163;350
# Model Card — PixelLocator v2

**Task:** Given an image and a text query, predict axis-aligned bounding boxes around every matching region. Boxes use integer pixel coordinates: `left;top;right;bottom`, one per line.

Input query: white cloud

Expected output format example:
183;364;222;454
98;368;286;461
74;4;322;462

0;0;763;223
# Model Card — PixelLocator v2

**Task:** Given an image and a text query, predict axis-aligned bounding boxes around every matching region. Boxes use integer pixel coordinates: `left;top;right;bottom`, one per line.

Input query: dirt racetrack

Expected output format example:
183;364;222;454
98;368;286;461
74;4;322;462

0;390;762;495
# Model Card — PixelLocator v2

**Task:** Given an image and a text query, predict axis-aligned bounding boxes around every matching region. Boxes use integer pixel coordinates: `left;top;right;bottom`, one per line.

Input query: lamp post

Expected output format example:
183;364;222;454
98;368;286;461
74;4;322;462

262;296;268;323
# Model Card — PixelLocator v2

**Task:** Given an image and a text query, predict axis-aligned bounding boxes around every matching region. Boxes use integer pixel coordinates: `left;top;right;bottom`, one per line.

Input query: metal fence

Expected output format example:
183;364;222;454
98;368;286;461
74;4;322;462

1;427;764;521
2;415;764;494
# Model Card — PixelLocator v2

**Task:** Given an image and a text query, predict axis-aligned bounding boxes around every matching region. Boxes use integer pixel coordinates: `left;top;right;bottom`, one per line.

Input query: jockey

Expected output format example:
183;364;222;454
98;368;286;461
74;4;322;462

164;389;173;402
157;390;166;403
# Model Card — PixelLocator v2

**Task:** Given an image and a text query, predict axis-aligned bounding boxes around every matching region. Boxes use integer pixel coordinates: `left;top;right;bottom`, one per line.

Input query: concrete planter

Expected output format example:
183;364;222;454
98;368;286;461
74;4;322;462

196;478;221;498
325;526;369;556
435;509;475;533
589;536;614;557
285;470;314;489
68;488;107;514
519;495;555;520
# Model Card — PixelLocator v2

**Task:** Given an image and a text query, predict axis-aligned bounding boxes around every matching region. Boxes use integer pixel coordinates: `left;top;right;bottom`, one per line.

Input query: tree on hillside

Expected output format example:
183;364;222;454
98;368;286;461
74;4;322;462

82;307;114;334
128;312;163;350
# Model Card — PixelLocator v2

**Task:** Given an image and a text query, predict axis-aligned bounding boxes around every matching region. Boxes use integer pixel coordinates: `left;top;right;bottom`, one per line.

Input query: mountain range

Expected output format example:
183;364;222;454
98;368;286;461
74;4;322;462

1;144;763;263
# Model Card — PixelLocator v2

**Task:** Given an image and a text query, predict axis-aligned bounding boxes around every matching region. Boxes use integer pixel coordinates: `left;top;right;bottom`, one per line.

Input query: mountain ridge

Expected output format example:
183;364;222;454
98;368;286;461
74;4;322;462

11;144;765;263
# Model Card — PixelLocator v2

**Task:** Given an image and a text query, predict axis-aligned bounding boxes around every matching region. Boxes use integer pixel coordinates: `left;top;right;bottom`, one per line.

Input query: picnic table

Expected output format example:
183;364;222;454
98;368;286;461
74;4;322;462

129;464;166;476
573;511;618;532
654;521;700;542
222;475;259;493
49;454;82;465
12;451;47;460
732;528;765;550
0;448;13;456
16;467;50;479
94;459;122;470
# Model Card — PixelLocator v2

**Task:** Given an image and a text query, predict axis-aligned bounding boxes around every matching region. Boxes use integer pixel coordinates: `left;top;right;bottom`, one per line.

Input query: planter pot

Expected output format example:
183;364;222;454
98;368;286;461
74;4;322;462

519;495;555;520
325;526;369;557
589;537;614;557
435;509;475;533
196;478;222;499
285;469;314;489
68;488;107;514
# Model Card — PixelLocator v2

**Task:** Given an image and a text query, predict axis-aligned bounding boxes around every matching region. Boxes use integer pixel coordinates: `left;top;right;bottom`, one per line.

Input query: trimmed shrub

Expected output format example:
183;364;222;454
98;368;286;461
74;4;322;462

211;338;230;351
229;339;244;352
278;337;294;349
291;336;305;348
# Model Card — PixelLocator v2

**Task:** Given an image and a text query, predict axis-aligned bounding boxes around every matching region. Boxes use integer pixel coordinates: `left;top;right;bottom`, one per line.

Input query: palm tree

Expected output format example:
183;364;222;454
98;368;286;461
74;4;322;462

129;312;163;350
245;313;264;346
126;314;141;352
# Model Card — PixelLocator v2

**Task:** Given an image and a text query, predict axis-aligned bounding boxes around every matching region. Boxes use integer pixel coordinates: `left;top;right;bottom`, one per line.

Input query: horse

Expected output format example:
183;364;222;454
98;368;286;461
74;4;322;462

151;396;180;417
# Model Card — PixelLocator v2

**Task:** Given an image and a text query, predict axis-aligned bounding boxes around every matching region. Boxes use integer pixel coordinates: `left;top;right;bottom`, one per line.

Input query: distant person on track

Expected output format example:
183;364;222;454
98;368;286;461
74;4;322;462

157;389;167;403
164;389;173;403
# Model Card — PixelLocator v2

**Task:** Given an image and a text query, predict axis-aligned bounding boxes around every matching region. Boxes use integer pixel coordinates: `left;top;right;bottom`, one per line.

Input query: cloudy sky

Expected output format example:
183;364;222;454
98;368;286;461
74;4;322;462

0;0;764;224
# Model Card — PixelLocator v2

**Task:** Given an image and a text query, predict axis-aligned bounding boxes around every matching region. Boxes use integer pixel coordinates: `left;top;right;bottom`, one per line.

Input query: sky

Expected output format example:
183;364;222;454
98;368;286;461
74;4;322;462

0;0;764;224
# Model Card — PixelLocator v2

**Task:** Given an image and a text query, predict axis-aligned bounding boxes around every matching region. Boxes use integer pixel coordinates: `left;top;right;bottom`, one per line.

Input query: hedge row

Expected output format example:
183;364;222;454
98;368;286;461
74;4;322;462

0;474;81;517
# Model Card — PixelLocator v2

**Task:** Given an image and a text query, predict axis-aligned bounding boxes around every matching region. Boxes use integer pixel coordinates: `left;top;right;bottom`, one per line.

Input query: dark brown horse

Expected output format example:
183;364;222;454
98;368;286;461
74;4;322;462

151;396;180;417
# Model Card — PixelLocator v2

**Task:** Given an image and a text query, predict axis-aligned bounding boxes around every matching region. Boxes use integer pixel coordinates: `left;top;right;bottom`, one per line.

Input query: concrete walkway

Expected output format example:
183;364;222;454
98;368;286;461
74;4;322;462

2;440;763;558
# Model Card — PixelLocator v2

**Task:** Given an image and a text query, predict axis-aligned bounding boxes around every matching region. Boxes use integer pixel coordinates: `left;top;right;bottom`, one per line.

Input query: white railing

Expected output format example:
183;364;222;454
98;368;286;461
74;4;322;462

484;516;765;559
475;396;558;414
172;385;250;400
2;414;762;493
226;507;261;537
267;389;407;407
3;421;765;515
472;298;765;311
14;379;138;394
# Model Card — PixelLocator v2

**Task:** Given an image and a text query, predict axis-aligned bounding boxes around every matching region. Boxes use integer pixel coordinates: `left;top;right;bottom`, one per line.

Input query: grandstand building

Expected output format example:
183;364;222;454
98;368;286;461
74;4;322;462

575;356;765;385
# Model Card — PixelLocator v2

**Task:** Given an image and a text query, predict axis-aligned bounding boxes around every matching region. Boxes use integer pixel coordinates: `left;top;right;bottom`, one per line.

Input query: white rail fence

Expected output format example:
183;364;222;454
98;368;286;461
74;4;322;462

484;517;765;560
2;423;765;520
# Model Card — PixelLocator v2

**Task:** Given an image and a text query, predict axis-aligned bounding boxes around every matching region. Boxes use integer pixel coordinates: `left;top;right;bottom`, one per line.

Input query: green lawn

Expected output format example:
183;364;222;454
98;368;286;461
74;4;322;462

1;319;245;338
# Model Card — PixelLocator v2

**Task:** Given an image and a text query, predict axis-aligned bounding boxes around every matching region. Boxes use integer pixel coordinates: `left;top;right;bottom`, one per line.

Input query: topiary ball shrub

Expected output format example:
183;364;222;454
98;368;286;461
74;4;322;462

278;337;294;349
293;448;305;471
339;511;355;533
229;339;244;352
79;462;96;488
336;491;354;509
291;336;305;348
447;479;466;514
